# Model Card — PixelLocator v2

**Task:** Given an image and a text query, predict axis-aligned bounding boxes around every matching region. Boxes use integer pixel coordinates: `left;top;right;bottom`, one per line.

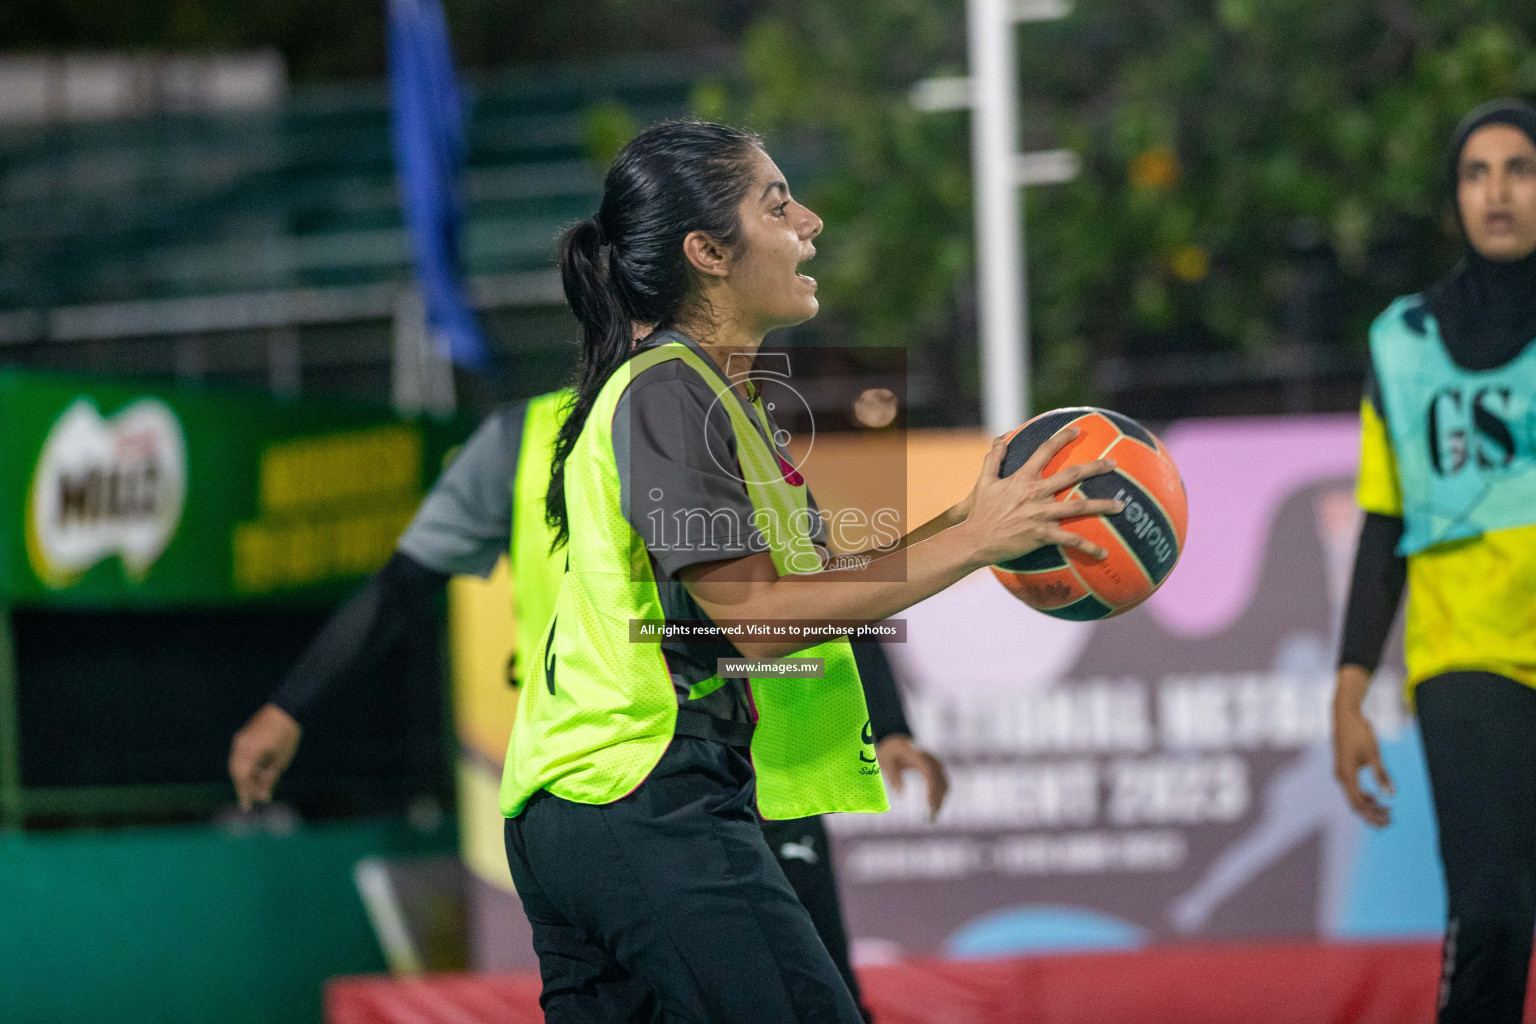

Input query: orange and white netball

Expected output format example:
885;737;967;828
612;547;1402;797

991;407;1188;620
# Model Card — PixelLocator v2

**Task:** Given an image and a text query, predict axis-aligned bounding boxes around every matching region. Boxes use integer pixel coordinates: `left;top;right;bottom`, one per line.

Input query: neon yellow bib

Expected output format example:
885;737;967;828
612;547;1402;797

509;390;571;684
499;342;887;820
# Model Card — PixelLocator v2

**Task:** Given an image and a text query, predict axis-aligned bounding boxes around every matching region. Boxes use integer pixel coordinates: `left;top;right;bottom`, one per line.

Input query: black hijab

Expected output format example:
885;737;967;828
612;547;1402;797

1423;98;1536;371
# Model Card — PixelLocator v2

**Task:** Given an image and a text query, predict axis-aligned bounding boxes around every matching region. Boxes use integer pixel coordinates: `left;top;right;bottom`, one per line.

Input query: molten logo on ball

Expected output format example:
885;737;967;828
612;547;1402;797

1113;487;1176;567
991;407;1188;621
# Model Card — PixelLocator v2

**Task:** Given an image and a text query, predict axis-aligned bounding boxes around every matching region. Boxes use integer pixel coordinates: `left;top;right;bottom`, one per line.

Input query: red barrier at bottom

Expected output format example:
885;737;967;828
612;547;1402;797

328;972;544;1024
326;939;1489;1024
857;941;1446;1024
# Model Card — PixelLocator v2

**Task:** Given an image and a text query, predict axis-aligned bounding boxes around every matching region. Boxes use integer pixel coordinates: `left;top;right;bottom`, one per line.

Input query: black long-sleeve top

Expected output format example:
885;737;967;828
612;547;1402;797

1337;512;1407;673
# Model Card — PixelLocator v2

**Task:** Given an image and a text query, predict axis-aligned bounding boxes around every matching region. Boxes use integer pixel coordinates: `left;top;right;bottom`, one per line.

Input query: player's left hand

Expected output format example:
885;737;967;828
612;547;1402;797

229;703;302;811
949;437;1009;524
876;734;949;821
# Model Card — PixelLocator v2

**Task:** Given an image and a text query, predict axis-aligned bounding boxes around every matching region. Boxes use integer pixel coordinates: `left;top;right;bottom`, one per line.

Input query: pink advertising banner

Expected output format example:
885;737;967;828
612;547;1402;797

828;414;1442;960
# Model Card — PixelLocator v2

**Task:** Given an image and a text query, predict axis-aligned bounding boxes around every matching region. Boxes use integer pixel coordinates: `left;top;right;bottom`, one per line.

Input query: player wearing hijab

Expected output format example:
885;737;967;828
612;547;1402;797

1333;99;1536;1024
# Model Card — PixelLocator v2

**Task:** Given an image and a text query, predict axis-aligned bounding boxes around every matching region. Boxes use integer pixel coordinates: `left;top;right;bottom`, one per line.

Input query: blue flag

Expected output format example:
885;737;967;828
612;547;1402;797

387;0;491;369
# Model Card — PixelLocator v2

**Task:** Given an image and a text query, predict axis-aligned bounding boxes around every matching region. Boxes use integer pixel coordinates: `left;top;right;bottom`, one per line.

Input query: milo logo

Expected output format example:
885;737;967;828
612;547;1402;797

1114;487;1175;566
26;398;187;587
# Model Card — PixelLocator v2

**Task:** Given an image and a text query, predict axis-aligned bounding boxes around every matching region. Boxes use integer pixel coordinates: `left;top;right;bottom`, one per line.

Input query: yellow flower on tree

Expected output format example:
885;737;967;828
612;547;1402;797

1130;146;1180;191
1168;244;1210;282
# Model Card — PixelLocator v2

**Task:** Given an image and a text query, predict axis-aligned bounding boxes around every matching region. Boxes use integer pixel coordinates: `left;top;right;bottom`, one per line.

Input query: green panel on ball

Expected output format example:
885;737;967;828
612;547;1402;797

1042;593;1115;621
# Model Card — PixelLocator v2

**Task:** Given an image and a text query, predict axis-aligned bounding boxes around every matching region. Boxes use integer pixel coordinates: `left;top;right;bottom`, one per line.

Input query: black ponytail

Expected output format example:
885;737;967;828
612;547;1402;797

545;216;631;550
546;120;763;550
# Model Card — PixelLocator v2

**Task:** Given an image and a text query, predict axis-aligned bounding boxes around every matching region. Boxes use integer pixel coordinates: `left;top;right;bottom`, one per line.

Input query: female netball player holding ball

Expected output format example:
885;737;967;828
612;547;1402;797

500;119;1123;1024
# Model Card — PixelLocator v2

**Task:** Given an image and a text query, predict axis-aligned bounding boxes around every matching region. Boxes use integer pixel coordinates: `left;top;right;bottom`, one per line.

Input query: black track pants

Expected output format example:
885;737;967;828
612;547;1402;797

1418;672;1536;1024
761;814;874;1024
503;736;865;1024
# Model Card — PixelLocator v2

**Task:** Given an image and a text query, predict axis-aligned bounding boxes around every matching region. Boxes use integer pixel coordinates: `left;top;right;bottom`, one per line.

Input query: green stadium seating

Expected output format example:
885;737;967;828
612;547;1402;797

0;54;718;314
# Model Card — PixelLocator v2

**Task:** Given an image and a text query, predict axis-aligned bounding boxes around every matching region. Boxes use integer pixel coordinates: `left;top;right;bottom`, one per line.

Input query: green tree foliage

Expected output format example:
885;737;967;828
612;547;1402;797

736;2;974;357
737;0;1536;407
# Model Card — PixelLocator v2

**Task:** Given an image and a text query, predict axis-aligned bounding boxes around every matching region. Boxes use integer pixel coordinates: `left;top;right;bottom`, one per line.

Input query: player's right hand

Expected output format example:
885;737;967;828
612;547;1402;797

877;734;950;822
1333;690;1393;828
229;703;302;811
961;427;1122;567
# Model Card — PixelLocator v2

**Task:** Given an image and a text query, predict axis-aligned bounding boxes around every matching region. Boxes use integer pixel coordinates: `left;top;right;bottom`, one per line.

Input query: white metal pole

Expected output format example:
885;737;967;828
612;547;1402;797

391;287;426;415
968;0;1028;433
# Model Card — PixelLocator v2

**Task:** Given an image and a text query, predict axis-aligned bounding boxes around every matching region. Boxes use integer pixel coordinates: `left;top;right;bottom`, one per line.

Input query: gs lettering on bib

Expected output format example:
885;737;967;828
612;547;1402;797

1370;295;1536;555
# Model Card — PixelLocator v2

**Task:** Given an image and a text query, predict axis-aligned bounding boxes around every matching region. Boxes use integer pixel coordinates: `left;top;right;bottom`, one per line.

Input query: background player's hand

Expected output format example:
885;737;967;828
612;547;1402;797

960;427;1122;567
1332;665;1393;827
229;703;302;811
877;734;949;821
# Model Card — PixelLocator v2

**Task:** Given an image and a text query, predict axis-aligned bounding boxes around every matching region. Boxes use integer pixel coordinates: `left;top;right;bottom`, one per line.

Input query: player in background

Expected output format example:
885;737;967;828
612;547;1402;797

228;388;948;1022
1333;99;1536;1024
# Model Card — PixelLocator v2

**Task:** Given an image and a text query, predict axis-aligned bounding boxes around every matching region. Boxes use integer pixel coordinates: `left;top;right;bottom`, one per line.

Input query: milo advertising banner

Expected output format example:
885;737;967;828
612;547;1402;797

826;414;1440;957
0;371;468;608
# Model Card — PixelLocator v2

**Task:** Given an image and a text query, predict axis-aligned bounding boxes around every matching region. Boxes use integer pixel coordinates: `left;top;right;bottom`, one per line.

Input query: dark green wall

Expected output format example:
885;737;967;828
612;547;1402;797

0;818;452;1024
